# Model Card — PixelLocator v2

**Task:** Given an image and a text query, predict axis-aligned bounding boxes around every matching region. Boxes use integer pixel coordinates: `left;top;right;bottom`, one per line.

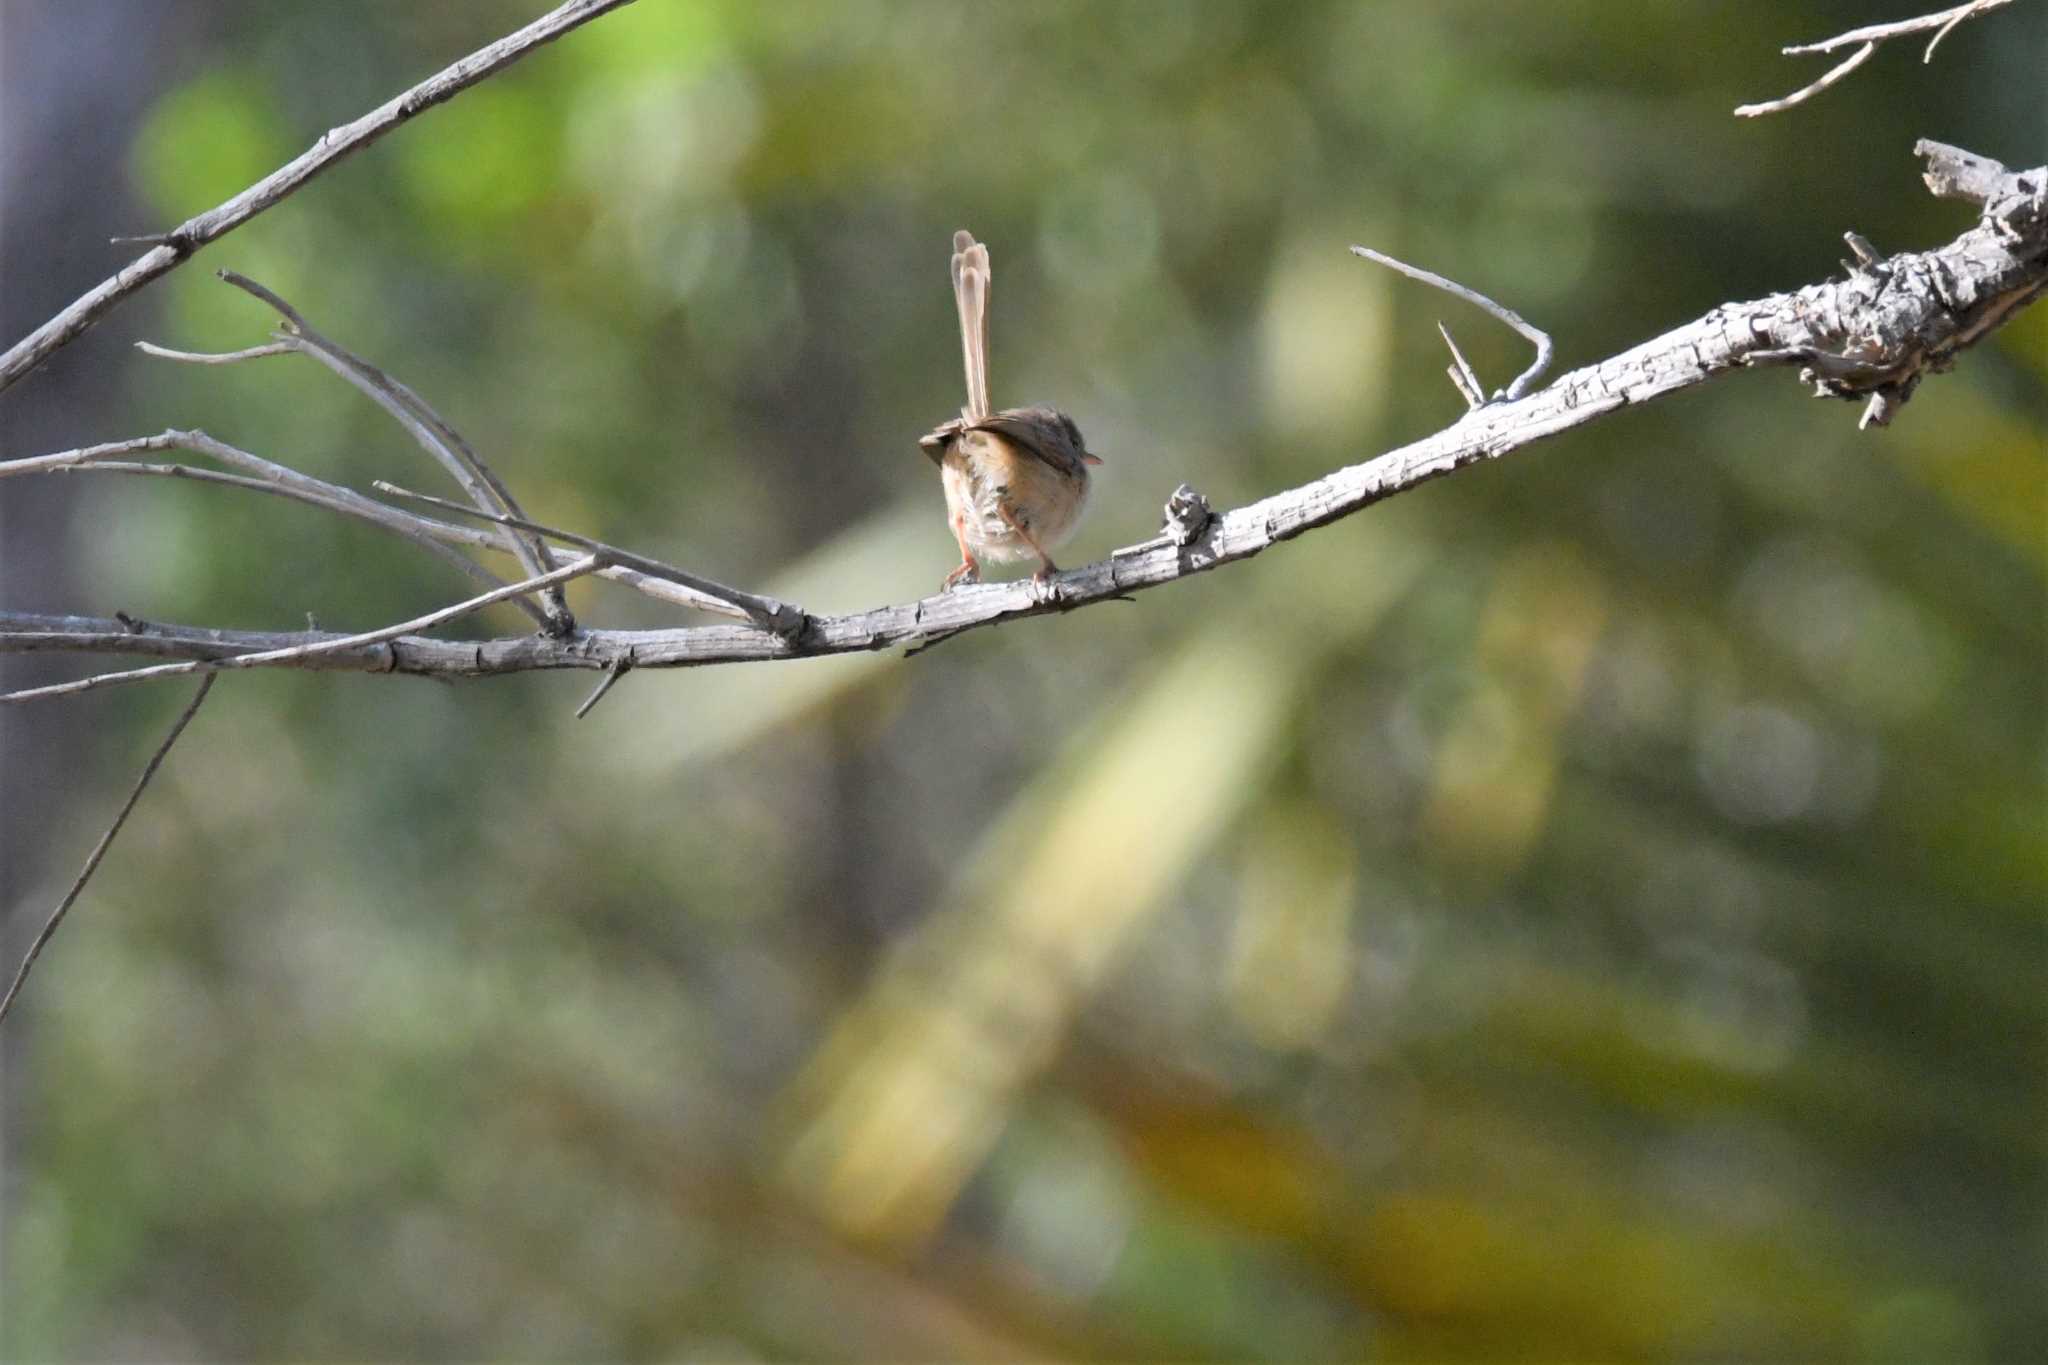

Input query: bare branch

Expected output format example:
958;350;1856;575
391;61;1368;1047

371;481;808;637
0;431;779;623
0;432;187;478
1733;42;1877;118
0;675;216;1025
1350;246;1554;400
1736;0;2015;116
1;428;546;628
213;272;574;633
1780;0;2015;56
6;145;2041;691
1;557;601;706
0;0;638;393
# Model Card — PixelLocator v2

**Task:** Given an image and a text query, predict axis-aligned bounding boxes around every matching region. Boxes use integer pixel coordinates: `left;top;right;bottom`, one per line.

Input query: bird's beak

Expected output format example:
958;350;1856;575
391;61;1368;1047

1083;452;1103;466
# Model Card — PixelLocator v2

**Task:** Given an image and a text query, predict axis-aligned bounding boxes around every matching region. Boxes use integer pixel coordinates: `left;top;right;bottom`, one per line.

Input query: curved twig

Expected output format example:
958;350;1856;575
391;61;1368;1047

1351;246;1554;401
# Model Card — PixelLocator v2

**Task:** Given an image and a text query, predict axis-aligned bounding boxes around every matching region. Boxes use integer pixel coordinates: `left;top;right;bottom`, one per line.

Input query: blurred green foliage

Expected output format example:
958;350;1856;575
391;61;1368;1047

4;2;2044;1360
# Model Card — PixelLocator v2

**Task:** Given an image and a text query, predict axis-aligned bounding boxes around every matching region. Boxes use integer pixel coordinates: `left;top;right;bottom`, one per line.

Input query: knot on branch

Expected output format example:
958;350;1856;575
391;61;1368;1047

758;599;812;645
1162;483;1213;546
1740;143;2048;430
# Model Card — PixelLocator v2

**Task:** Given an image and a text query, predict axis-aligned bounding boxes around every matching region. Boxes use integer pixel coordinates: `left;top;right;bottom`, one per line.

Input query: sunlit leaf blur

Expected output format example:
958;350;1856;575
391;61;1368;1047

2;2;2042;1360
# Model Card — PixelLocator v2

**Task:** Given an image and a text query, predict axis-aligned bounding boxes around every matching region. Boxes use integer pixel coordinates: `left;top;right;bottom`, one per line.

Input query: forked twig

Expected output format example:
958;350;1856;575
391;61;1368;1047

214;271;575;634
1735;0;2015;117
0;675;217;1024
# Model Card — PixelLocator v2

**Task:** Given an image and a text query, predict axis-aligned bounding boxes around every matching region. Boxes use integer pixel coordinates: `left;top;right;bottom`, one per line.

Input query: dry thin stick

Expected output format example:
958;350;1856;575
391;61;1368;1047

1352;246;1554;401
215;271;573;633
0;431;758;621
1921;0;2009;57
0;556;600;706
46;462;531;607
1735;0;2014;117
0;432;186;479
1734;42;1878;118
574;653;634;718
1781;0;2014;56
1436;322;1486;411
0;428;542;626
0;0;637;394
0;675;216;1024
134;340;297;365
373;480;806;636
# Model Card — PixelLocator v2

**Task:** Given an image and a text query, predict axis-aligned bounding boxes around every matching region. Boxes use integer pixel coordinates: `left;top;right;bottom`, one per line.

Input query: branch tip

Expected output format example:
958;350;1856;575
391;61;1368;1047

1740;0;2014;117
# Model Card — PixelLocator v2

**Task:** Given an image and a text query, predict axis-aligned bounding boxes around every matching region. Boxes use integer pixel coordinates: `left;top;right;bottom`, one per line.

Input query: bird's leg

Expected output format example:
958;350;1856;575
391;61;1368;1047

943;512;980;589
997;503;1059;583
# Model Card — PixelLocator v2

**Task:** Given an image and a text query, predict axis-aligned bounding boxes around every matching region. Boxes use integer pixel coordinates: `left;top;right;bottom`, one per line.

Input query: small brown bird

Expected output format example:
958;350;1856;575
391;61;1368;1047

920;230;1100;588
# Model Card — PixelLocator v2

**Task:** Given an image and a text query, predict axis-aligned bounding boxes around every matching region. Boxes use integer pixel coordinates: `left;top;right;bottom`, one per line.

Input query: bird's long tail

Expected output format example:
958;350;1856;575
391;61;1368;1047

950;229;992;420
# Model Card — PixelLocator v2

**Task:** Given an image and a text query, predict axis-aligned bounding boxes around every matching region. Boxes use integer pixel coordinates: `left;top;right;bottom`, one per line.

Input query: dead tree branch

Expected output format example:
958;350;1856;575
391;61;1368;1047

6;144;2039;703
3;559;602;706
0;431;771;623
0;0;637;393
1736;0;2018;117
211;272;575;634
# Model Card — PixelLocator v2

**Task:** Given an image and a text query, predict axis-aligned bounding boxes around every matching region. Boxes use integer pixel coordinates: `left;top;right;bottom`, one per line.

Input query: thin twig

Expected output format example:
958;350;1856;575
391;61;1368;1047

1436;322;1486;411
0;0;638;394
0;428;544;627
0;556;601;706
0;431;764;621
134;340;298;365
0;432;186;479
1735;0;2014;117
1780;0;2014;55
373;480;807;635
574;652;633;718
1733;42;1876;118
1921;0;2008;58
0;675;217;1025
215;271;574;633
1351;245;1554;401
